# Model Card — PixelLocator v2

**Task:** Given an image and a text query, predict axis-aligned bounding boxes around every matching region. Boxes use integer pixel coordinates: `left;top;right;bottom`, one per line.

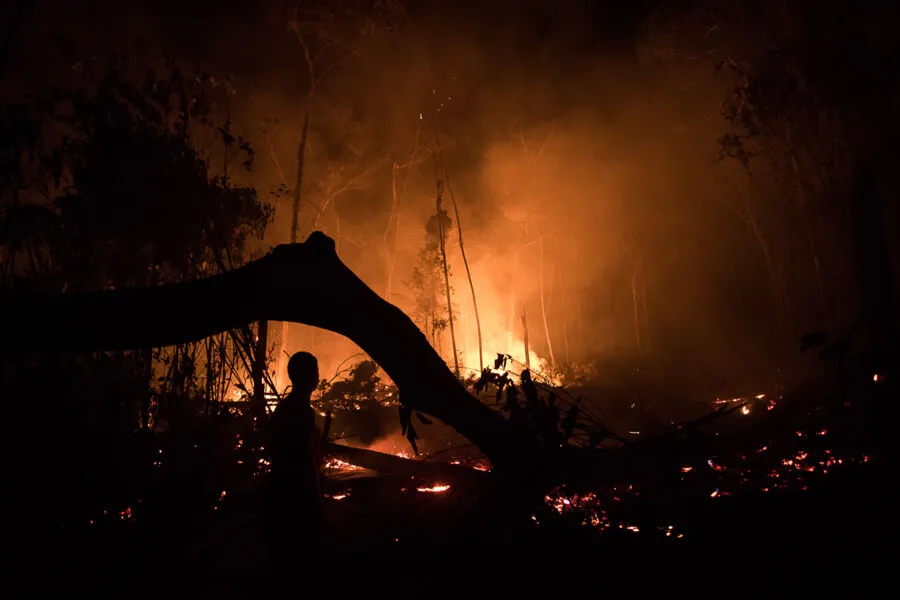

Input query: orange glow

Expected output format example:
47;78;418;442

274;221;568;386
323;457;362;471
416;483;451;493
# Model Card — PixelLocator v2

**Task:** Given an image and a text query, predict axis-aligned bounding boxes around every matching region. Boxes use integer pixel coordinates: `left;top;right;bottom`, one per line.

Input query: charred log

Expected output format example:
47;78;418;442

324;442;489;482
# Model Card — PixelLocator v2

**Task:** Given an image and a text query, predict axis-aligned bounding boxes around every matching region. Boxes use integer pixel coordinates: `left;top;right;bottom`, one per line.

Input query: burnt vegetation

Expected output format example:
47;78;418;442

1;0;897;574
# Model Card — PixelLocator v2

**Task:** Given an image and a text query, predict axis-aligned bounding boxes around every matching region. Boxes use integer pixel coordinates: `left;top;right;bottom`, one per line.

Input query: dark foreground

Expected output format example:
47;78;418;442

11;371;895;583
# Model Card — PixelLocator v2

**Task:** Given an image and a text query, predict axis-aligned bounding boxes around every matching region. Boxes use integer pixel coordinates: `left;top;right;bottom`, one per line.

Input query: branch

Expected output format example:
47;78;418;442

264;134;290;187
1;233;535;470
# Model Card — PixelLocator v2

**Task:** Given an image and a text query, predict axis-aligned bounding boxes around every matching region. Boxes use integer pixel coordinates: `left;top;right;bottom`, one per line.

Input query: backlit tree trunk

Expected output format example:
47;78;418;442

1;233;531;470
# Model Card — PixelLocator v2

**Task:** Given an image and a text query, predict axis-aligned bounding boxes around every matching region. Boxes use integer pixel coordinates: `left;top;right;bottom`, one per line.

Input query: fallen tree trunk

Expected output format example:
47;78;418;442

324;442;489;482
0;232;534;471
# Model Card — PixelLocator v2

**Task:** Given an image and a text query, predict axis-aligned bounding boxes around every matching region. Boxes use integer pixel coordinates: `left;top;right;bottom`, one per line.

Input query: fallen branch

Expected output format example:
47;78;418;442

1;232;535;472
324;442;488;482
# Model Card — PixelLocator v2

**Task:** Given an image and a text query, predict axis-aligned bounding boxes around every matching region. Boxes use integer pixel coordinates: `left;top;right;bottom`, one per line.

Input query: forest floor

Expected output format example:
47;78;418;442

21;369;895;583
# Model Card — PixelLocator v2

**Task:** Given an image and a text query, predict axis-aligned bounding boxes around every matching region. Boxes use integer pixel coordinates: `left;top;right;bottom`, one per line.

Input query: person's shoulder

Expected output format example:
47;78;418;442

274;396;312;419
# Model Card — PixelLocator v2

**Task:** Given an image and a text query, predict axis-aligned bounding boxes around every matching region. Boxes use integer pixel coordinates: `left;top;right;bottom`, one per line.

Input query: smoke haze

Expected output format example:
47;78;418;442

4;0;794;394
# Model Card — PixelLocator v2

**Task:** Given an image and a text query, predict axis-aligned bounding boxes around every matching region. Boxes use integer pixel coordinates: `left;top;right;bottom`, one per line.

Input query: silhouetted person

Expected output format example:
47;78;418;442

265;351;325;570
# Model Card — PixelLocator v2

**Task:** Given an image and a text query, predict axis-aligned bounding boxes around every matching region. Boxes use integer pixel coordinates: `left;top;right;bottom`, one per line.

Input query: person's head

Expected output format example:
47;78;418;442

287;351;319;397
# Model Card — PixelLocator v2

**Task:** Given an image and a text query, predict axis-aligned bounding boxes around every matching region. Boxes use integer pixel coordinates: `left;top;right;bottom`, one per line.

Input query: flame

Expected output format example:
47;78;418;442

323;457;362;471
275;242;563;386
416;483;451;493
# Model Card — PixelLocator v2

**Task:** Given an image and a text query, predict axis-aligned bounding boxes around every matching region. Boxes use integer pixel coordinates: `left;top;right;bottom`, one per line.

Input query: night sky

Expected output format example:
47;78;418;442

2;0;657;94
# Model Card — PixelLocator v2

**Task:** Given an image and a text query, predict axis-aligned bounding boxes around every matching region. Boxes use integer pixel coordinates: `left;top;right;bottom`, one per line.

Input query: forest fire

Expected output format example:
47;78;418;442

2;0;894;573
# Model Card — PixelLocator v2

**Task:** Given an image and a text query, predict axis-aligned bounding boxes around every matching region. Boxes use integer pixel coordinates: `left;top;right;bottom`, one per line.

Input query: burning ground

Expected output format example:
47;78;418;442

3;0;898;575
36;363;889;572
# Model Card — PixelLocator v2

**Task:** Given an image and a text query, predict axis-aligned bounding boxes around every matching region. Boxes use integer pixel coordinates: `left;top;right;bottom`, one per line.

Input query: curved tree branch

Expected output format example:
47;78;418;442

0;232;532;470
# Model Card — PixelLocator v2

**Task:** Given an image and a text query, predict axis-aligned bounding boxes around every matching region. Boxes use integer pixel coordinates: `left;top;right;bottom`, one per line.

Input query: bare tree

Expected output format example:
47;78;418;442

382;125;429;302
435;181;460;376
438;161;484;371
277;1;404;370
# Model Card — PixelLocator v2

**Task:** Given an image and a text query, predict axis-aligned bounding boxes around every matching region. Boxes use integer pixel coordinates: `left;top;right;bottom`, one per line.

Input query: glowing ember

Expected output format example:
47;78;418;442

714;392;768;409
707;459;727;472
417;483;451;493
681;466;693;473
873;373;880;382
323;457;362;471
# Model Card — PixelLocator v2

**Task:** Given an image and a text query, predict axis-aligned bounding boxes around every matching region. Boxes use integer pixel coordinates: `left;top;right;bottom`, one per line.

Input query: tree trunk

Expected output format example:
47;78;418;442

384;161;401;301
325;442;489;482
1;232;533;470
279;105;314;379
252;320;268;417
539;238;556;366
521;307;531;370
290;109;311;244
205;337;214;416
442;168;484;371
437;190;460;377
641;278;650;352
561;278;570;364
631;268;641;350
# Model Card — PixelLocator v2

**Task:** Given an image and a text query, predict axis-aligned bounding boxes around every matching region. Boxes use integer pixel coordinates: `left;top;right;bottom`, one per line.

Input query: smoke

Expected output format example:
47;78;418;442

7;0;787;392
